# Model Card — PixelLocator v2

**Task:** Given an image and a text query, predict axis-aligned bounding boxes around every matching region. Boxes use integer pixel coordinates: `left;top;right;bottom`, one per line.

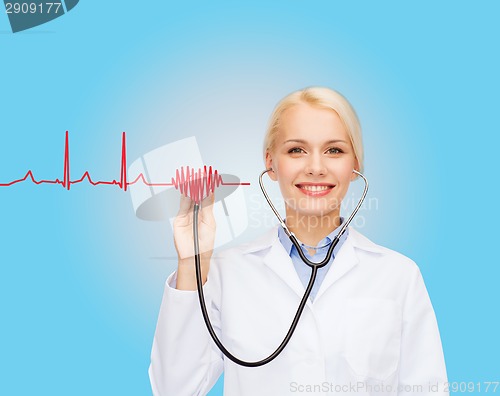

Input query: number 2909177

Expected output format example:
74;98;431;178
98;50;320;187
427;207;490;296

5;2;63;14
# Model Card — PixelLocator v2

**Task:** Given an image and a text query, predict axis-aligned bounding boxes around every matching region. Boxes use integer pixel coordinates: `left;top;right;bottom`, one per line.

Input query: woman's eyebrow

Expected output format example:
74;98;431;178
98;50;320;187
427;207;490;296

283;139;348;144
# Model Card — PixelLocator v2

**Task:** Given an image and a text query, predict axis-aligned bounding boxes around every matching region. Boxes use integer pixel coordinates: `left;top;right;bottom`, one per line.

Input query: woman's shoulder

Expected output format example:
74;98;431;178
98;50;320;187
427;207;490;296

213;226;278;259
347;227;421;273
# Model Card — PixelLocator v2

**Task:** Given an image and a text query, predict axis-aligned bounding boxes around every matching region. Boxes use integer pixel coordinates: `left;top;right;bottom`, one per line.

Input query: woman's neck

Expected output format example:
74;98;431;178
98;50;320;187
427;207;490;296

285;211;342;247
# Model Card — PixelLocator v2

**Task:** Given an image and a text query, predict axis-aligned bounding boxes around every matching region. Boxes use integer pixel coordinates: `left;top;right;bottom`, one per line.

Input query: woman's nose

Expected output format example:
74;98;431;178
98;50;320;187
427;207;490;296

305;154;327;176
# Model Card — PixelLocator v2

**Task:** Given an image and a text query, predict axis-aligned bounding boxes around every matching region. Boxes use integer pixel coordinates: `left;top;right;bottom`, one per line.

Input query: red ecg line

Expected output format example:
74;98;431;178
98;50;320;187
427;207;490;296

0;132;250;196
173;166;223;203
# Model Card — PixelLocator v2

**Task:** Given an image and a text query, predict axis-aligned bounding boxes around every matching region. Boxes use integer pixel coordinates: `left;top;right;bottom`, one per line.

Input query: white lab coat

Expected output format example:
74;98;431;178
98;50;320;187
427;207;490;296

149;226;448;396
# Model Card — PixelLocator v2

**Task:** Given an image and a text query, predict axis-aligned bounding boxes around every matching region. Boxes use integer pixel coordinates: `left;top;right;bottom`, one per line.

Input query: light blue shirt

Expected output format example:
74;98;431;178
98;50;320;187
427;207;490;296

277;218;349;301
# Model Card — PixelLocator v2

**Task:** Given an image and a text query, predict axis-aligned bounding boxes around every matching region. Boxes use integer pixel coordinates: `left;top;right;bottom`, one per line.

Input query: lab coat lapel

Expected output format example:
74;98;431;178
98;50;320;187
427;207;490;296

262;238;312;305
314;232;359;302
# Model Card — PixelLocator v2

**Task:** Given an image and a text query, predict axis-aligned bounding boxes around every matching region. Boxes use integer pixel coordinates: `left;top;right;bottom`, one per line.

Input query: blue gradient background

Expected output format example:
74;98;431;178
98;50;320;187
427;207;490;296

1;1;499;395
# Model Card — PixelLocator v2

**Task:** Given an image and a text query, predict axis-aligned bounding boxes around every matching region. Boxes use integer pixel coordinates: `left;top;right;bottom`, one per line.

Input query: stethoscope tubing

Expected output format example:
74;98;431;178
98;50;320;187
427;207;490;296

192;168;368;367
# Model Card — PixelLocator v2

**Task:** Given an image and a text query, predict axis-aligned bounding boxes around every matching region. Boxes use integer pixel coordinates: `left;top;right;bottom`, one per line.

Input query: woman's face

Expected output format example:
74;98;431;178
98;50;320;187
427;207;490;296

265;102;359;223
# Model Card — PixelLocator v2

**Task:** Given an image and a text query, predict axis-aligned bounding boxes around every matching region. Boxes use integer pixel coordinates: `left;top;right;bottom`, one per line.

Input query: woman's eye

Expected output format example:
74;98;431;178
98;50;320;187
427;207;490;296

327;147;343;154
288;147;304;154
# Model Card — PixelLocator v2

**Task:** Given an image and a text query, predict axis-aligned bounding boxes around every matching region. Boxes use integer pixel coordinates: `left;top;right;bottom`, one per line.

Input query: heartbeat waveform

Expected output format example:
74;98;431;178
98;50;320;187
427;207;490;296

0;132;250;196
174;166;225;203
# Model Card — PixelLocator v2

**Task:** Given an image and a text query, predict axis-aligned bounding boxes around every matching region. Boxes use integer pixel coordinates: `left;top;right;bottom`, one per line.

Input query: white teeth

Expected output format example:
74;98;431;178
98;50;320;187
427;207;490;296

301;185;329;192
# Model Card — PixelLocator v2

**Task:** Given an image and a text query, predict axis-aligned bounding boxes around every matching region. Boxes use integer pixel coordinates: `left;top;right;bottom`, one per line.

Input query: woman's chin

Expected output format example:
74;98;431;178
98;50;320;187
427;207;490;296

286;206;341;220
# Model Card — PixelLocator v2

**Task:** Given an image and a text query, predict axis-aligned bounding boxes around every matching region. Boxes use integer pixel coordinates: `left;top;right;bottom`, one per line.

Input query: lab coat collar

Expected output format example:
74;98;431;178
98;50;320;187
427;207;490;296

242;225;385;255
277;217;348;256
241;226;385;303
263;237;311;305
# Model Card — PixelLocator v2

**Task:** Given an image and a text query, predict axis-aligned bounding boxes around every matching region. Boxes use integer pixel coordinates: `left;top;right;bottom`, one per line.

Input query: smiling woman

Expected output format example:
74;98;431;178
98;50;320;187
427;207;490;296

148;87;449;396
264;91;361;246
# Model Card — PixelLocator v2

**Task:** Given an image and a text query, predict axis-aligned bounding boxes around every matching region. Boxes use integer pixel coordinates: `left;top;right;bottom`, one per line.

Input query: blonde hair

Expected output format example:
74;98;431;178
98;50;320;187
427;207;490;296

263;87;364;173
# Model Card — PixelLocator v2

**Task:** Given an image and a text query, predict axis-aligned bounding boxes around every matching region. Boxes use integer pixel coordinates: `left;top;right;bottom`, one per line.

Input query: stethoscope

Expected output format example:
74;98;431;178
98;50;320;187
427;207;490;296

192;168;369;367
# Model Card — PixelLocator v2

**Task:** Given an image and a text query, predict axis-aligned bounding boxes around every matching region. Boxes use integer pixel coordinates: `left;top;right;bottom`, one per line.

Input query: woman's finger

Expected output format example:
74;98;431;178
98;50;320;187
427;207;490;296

177;193;194;217
200;192;216;223
201;191;215;208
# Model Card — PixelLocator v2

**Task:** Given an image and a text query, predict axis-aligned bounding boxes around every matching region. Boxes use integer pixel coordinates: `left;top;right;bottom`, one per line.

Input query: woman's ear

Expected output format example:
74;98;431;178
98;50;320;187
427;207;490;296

350;159;360;181
265;151;277;181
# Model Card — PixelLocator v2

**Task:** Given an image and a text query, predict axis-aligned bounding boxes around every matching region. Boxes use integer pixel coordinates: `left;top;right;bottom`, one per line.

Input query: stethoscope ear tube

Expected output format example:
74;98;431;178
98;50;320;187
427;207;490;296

192;169;369;367
259;168;369;269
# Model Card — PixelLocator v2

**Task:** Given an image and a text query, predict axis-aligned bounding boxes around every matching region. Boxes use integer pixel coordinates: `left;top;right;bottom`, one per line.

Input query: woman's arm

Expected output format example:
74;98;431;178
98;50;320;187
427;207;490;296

398;268;449;395
149;193;222;395
149;269;223;395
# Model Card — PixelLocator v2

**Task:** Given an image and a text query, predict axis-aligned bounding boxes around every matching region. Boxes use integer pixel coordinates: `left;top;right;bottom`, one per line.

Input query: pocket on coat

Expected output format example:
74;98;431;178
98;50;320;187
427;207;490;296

343;298;402;381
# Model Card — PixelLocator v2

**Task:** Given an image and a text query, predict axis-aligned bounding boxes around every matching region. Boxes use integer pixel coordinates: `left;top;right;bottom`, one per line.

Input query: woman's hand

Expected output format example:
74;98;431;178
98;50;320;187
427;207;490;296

174;193;216;290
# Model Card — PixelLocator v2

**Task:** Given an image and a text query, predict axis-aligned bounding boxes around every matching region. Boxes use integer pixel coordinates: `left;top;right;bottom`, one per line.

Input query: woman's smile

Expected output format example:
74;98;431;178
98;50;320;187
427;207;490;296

295;183;335;197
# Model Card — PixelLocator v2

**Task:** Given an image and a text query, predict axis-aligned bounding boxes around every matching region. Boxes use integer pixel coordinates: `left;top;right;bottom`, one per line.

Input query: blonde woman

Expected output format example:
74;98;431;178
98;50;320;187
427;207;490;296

149;87;448;395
